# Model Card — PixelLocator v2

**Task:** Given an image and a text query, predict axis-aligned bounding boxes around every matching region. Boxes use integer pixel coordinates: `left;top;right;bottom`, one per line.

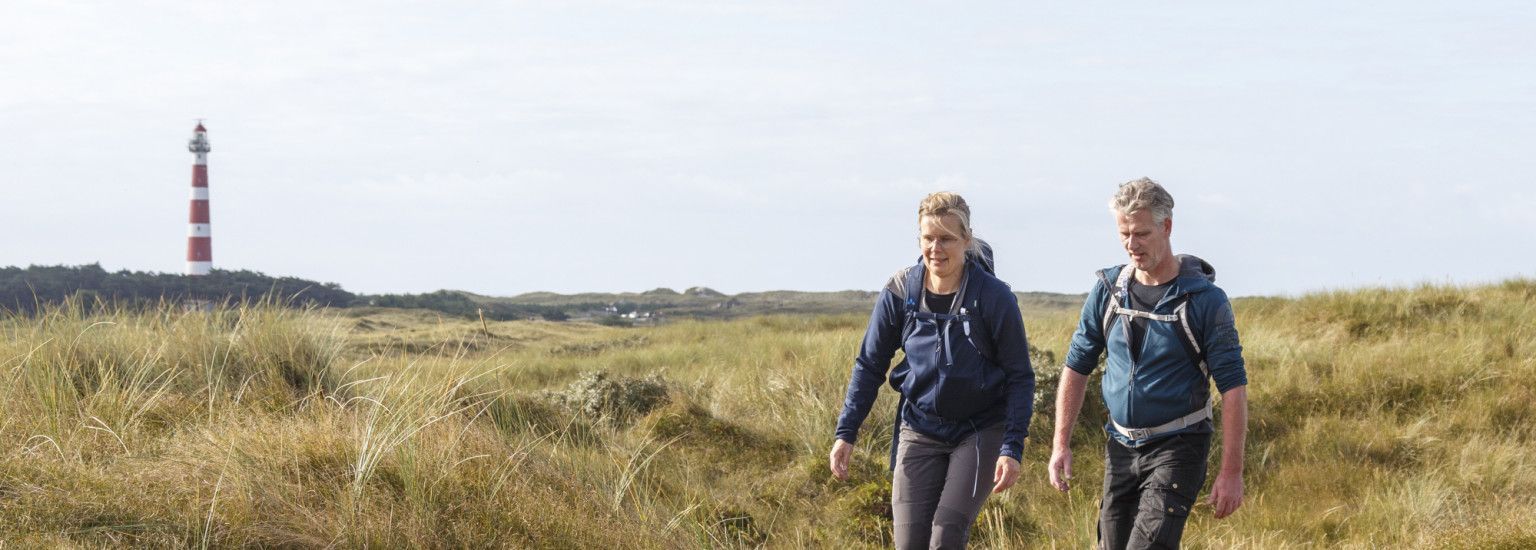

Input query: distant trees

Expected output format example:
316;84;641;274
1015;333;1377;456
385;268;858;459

0;264;354;313
0;264;578;321
0;265;900;323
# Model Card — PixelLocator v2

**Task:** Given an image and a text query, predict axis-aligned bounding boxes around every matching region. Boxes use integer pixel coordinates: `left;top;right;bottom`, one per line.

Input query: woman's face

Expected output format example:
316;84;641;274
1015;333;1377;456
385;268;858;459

919;214;970;280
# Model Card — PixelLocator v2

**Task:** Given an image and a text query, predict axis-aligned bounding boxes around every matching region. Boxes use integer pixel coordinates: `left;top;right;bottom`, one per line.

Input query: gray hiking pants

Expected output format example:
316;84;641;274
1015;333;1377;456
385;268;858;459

891;422;1004;549
1098;431;1211;549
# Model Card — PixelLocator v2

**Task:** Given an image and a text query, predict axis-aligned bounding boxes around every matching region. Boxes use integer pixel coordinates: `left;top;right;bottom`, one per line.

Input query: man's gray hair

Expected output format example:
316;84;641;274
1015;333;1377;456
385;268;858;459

1109;177;1175;224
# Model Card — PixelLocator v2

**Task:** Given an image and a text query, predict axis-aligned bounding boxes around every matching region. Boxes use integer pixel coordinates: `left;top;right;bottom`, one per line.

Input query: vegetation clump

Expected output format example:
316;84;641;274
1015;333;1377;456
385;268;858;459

1031;344;1108;443
636;398;795;469
545;371;669;425
834;477;893;544
548;335;649;356
709;508;768;546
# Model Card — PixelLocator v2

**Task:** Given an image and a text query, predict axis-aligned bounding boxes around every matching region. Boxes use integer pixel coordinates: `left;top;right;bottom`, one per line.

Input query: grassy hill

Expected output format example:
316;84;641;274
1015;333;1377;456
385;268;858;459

0;281;1532;547
475;286;886;320
471;287;1085;321
0;263;1084;322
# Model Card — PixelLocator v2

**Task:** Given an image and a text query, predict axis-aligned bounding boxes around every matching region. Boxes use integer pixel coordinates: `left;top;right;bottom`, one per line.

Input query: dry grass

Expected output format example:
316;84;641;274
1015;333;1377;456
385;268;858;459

0;281;1533;548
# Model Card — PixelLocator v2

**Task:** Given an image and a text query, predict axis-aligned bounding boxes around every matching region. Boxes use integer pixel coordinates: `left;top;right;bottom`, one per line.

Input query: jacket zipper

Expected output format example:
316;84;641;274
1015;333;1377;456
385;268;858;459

1127;355;1136;428
1124;300;1137;429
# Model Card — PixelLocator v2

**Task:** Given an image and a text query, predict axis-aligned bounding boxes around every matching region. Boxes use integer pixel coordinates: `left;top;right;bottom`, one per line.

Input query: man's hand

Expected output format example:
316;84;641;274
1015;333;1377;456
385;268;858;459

1050;369;1088;493
1211;385;1247;519
829;439;853;480
1209;470;1243;518
1048;446;1072;492
992;456;1021;493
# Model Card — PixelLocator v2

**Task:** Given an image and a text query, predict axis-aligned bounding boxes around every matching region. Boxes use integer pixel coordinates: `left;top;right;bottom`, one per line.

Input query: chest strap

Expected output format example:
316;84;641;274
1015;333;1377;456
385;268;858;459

1101;266;1209;379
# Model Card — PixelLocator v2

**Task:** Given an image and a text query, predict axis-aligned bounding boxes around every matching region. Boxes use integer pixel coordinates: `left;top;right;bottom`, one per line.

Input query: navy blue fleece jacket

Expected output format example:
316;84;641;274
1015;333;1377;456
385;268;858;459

835;260;1035;461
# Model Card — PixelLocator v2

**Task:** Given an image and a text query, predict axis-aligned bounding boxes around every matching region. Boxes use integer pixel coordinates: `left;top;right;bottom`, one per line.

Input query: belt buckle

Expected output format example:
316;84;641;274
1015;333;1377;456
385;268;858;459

1128;428;1151;440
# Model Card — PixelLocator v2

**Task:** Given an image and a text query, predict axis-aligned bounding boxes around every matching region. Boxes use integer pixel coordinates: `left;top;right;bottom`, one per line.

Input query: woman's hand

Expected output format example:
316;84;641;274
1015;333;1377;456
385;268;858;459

829;439;853;480
992;456;1021;493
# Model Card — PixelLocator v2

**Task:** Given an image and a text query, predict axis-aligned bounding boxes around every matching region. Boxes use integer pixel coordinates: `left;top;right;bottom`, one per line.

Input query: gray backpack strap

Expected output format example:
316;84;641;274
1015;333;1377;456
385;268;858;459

1102;266;1180;334
1102;265;1208;380
1100;266;1134;339
1172;300;1209;379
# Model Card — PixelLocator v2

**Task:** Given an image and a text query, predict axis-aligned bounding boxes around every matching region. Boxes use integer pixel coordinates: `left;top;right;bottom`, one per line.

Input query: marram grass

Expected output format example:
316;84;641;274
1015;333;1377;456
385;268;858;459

0;281;1532;548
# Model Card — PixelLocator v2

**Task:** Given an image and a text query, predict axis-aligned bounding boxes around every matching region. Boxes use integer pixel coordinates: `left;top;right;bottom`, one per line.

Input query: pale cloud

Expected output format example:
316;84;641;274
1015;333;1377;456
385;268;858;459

0;1;1532;296
1195;193;1236;207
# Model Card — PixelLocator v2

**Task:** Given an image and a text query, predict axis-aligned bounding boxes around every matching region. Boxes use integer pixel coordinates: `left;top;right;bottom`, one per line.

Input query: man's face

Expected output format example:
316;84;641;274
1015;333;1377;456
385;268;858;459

1115;209;1173;273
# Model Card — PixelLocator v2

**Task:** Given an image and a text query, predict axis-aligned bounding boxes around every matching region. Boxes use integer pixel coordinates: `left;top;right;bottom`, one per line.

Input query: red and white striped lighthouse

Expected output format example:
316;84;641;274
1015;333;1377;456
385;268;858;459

186;122;213;275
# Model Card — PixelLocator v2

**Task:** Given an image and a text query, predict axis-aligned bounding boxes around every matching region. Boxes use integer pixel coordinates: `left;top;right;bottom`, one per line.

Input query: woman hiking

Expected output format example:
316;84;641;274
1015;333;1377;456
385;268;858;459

830;191;1036;548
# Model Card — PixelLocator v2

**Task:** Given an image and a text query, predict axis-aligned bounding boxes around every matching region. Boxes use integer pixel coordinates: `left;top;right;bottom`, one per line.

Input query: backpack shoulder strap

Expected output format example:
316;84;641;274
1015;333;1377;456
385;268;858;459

956;264;995;363
1101;265;1135;339
1102;266;1208;380
1170;295;1209;379
901;262;925;314
889;262;927;353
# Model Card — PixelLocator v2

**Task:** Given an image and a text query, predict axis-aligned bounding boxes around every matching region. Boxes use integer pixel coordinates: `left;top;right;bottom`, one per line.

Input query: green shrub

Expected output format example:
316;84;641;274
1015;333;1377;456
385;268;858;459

544;371;669;425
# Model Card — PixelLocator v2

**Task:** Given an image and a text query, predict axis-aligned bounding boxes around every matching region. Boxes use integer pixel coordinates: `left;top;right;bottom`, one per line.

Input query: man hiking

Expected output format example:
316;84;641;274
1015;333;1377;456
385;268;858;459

1048;178;1248;549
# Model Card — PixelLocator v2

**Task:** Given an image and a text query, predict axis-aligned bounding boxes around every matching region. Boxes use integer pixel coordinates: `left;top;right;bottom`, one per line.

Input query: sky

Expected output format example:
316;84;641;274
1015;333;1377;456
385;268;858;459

2;1;1532;298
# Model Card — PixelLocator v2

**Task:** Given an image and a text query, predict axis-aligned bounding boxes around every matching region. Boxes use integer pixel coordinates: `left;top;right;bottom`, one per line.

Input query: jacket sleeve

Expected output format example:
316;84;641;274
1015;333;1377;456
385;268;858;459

988;285;1035;462
1063;276;1111;376
834;287;905;444
1198;287;1247;393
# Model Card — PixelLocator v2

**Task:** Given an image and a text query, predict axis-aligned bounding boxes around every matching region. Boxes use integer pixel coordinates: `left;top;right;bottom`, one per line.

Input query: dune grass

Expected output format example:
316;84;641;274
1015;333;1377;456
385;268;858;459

0;281;1533;548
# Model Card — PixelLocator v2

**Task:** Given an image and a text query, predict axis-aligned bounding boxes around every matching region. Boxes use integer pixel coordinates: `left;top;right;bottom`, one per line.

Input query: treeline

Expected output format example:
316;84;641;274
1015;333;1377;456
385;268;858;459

0;264;571;321
0;264;354;313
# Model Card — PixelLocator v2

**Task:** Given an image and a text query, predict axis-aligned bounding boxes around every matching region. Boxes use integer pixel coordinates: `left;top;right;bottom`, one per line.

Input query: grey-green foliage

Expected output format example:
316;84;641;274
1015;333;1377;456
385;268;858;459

1030;344;1108;442
1029;344;1062;418
546;371;669;425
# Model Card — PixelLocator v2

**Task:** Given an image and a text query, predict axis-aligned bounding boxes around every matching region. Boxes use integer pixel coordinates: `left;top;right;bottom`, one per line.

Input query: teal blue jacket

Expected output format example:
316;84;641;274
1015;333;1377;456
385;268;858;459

1064;255;1247;446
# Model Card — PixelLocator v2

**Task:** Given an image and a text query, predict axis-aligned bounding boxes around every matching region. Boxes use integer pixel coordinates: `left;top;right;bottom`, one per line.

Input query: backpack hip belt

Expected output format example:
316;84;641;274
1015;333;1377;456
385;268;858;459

1110;403;1212;441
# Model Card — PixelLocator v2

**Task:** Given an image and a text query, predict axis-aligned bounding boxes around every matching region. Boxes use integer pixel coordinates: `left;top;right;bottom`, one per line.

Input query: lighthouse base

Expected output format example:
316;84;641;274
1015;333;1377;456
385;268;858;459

187;261;212;276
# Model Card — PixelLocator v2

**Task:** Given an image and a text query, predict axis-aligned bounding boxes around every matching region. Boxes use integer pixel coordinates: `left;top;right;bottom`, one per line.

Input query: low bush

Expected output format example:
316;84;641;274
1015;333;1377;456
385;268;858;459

544;371;670;426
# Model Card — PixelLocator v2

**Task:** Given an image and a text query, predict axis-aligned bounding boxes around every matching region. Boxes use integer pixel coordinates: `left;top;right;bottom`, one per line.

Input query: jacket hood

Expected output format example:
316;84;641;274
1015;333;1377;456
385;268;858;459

1096;254;1217;295
1177;254;1215;283
1169;254;1216;295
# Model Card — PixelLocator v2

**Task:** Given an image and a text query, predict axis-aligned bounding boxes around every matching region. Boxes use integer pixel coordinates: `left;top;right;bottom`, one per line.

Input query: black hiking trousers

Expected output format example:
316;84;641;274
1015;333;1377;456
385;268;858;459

1098;431;1211;549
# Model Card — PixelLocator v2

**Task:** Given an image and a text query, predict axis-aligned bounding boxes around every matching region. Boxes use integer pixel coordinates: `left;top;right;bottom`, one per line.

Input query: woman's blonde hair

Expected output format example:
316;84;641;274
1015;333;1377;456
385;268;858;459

918;191;983;257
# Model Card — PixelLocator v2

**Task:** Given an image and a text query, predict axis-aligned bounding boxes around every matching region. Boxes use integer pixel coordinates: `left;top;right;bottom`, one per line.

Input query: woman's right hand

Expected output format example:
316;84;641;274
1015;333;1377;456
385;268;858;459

829;439;853;480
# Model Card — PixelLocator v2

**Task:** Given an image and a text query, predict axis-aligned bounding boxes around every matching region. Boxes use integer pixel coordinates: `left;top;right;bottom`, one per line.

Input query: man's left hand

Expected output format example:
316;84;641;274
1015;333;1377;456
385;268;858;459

1209;470;1243;518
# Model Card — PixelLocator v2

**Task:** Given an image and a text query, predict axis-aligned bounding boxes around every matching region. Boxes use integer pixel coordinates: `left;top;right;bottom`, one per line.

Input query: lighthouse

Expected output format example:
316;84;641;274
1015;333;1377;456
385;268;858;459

186;122;213;275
